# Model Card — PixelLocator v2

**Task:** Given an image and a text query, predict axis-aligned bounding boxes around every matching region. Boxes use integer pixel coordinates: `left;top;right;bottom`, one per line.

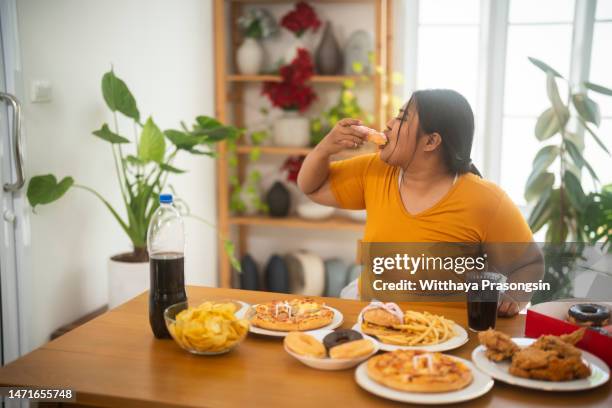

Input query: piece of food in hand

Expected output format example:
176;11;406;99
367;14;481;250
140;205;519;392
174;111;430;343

167;301;249;353
249;298;334;331
478;329;520;361
367;350;473;393
322;329;362;352
352;125;388;146
567;303;610;327
284;331;326;358
329;339;374;359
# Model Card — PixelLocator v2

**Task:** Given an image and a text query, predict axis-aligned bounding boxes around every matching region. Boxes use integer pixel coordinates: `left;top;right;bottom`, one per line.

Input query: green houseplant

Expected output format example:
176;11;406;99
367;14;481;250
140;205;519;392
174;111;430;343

524;57;611;302
26;68;240;305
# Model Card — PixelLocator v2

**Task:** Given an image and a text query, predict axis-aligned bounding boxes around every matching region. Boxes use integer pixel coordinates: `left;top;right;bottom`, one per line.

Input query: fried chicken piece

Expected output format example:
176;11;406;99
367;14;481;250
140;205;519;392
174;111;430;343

478;329;520;361
509;328;590;381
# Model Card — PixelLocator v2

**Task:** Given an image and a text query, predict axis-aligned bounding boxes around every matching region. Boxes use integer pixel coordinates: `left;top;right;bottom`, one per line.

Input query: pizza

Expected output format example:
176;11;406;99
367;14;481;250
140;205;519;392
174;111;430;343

367;350;473;393
249;298;334;331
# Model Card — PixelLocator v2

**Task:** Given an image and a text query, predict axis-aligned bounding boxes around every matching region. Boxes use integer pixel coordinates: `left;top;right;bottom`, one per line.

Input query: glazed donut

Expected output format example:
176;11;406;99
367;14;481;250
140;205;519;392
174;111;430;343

567;303;610;327
284;332;326;358
322;329;363;352
329;339;375;359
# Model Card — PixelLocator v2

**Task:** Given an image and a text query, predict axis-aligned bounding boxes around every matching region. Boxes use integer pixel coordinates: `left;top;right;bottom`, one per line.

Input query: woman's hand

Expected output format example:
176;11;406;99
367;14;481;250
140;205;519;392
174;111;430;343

315;118;367;156
497;293;527;317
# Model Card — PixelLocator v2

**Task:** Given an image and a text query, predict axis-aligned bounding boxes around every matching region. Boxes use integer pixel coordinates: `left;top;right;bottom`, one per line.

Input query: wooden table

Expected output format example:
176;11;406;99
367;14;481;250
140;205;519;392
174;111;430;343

0;286;610;407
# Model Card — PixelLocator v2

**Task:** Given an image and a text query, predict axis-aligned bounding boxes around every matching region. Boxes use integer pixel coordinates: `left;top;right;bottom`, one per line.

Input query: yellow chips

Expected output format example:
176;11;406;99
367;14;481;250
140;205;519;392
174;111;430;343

168;301;249;353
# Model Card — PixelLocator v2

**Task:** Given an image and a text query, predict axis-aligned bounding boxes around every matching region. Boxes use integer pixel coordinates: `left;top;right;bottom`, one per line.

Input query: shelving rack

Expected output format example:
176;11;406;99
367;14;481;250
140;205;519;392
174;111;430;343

213;0;394;287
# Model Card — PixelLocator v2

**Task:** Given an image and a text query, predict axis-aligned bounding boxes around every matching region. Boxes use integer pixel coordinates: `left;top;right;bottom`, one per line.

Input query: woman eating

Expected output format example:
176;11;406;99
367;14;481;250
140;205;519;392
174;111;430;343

297;89;543;317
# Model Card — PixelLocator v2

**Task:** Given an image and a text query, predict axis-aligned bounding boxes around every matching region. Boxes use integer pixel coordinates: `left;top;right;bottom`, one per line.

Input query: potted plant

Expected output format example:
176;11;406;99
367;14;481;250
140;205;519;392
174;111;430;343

263;48;316;147
524;57;611;303
280;1;321;63
236;8;278;75
27;68;241;308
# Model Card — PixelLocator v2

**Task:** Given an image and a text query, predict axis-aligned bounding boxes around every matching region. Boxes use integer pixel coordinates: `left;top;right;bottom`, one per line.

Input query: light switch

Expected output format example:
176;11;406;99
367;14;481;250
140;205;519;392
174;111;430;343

30;80;52;103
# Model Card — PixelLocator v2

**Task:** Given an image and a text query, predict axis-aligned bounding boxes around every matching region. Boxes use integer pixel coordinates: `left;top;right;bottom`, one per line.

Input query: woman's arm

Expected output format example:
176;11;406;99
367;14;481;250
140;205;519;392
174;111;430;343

297;118;366;206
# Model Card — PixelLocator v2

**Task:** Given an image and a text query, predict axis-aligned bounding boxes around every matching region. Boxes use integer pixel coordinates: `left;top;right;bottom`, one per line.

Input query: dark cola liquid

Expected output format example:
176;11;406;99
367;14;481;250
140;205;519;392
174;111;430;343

467;301;498;331
149;252;187;338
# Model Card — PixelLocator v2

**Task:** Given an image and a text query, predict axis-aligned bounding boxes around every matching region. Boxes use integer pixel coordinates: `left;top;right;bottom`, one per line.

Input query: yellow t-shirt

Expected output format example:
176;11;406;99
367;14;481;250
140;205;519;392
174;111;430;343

329;153;533;243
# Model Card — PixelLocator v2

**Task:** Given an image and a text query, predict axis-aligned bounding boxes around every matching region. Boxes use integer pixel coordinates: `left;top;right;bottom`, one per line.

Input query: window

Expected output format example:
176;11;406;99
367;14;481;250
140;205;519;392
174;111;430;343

399;0;612;208
500;0;575;205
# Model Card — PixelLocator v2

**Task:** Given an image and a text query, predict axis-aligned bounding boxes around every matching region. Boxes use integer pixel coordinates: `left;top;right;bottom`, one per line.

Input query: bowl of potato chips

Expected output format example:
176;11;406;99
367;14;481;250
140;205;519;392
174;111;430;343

164;300;250;355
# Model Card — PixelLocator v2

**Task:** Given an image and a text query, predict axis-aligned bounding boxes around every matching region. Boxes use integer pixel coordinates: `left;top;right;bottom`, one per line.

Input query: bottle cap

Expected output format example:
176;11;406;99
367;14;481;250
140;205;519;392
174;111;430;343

159;194;173;204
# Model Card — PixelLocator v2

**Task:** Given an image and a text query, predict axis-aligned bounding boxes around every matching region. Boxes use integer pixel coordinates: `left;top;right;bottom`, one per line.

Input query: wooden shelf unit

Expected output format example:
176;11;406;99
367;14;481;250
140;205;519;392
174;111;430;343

213;0;394;288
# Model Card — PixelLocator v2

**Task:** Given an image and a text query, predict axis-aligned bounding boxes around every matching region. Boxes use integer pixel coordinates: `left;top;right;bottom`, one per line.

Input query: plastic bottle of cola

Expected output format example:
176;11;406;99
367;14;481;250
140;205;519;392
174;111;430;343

147;193;187;338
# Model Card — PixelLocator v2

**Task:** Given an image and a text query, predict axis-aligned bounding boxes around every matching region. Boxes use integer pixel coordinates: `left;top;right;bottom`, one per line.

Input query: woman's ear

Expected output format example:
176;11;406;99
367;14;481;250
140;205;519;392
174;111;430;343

423;132;443;152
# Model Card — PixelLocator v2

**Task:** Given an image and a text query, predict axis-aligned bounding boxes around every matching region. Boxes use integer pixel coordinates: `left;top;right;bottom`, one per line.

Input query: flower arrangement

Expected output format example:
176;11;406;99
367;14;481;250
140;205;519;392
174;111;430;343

281;1;321;38
262;48;316;112
237;8;278;39
281;156;306;184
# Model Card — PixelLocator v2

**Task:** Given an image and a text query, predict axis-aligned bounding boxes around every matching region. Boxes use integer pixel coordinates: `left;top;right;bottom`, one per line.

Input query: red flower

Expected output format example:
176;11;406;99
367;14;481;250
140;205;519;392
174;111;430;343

262;48;316;112
281;2;321;37
282;156;306;183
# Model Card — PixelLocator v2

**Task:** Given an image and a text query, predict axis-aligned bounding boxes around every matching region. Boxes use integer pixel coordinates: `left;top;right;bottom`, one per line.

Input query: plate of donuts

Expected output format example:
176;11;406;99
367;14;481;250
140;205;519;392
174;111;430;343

284;328;380;370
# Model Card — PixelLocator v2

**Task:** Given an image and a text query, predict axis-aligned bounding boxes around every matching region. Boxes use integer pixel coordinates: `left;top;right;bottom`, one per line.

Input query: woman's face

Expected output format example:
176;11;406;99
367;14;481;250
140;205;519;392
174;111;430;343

379;103;422;167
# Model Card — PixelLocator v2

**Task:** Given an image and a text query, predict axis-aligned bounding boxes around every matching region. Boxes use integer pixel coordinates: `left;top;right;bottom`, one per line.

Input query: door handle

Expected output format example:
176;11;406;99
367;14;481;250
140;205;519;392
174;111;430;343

0;92;25;192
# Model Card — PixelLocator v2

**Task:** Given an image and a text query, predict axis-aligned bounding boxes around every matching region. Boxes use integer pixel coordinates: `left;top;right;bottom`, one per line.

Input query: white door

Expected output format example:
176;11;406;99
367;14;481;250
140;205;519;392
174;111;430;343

0;0;28;365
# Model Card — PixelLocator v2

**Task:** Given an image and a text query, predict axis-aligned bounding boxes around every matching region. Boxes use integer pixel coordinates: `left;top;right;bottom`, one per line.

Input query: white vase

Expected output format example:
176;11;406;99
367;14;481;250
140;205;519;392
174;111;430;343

237;38;263;75
284;36;307;64
108;256;149;309
273;111;310;147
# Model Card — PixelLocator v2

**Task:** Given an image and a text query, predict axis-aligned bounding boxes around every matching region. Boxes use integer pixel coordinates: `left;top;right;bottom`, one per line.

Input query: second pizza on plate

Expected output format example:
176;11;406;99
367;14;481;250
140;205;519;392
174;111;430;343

249;298;335;331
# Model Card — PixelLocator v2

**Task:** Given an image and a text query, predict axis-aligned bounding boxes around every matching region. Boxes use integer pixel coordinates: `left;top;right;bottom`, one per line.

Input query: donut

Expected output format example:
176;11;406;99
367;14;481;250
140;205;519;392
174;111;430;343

284;332;326;358
567;303;610;327
329;339;374;359
322;329;363;352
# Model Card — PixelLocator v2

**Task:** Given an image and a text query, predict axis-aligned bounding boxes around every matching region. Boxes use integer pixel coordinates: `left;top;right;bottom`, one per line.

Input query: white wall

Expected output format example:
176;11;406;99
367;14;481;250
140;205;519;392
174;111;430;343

17;0;217;350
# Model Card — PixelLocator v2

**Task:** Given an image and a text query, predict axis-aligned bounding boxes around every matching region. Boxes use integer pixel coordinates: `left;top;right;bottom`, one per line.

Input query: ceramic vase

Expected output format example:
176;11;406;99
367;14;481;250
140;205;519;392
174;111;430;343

266;181;291;217
237;38;263;75
273;111;310;147
315;22;343;75
344;30;374;75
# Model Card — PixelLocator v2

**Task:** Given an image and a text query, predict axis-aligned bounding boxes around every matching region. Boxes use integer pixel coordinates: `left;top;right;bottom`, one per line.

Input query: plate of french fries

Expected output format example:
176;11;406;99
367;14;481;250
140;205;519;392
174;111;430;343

352;302;469;352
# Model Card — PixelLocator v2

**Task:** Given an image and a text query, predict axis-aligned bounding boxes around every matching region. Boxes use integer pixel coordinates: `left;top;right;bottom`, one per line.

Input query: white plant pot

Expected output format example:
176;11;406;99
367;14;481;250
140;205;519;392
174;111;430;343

237;38;263;75
273;111;310;147
108;257;149;309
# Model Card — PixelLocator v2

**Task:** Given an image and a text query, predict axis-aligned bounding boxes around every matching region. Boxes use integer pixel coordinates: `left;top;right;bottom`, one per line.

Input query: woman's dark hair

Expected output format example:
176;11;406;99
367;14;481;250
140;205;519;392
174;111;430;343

397;89;481;177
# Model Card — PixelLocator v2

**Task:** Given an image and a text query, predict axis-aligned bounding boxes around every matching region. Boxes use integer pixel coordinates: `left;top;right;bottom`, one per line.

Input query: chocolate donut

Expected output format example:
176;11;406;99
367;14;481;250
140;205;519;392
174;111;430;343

568;303;610;327
323;329;363;352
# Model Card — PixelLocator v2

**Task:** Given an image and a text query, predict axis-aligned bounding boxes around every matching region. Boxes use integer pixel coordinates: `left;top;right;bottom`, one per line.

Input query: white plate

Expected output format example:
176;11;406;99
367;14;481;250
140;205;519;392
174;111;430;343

472;337;611;391
351;322;469;352
284;329;380;370
246;305;344;338
355;356;493;405
234;301;250;319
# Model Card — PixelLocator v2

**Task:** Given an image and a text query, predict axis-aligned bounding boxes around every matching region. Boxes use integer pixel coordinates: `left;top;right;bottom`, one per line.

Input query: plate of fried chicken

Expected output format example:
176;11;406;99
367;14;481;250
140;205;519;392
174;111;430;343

472;328;610;391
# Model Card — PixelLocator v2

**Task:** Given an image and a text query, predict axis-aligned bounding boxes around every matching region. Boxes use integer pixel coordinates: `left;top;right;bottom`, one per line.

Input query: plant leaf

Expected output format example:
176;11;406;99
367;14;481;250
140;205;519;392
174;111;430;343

579;118;611;156
528;189;552;232
101;70;140;121
125;155;145;166
165;129;200;150
531;145;559;176
138;117;165;163
535;108;566;140
528;57;563;78
564;171;587;212
27;175;74;209
159;163;186;174
584;81;612;96
546;72;567;120
525;171;554;202
92;124;130;144
572;93;601;126
565;132;584;150
195;116;223;130
224;239;241;272
565;139;599;182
